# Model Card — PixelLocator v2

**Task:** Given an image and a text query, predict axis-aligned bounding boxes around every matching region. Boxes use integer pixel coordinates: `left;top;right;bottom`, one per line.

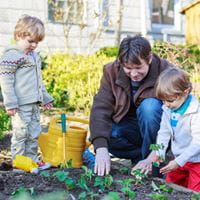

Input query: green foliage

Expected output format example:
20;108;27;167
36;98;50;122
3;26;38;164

147;193;167;200
40;171;50;178
42;53;114;114
0;108;11;140
103;192;120;200
131;169;147;184
53;171;69;182
192;193;200;200
96;47;118;57
94;175;113;191
150;143;165;165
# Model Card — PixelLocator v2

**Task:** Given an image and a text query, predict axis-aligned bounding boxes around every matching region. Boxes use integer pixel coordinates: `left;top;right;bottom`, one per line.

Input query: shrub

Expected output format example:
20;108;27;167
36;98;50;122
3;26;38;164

96;47;118;57
0;107;11;140
42;53;114;114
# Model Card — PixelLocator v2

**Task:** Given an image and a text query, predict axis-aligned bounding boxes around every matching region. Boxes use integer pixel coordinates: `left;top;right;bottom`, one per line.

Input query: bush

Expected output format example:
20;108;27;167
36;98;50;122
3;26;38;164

42;53;114;114
96;47;118;57
0;107;11;140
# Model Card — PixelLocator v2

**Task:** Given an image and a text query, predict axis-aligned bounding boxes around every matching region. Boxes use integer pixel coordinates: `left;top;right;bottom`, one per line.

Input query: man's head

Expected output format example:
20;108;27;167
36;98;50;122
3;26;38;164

14;15;45;54
118;35;152;81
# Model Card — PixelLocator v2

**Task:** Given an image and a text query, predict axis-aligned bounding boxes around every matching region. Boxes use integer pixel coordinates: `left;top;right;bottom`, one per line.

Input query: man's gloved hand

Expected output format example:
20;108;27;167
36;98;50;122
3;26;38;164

95;147;111;176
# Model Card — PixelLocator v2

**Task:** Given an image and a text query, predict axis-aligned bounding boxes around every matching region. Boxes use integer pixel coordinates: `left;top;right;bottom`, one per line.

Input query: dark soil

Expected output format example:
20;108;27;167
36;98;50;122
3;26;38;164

0;134;195;200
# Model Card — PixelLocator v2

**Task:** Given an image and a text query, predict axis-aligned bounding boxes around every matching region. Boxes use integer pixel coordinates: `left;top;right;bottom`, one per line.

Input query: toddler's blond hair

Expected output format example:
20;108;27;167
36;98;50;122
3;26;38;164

156;67;192;100
14;14;45;42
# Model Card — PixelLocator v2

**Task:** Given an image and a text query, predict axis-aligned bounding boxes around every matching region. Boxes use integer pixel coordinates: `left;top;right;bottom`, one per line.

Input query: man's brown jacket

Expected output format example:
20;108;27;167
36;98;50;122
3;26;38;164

89;54;170;150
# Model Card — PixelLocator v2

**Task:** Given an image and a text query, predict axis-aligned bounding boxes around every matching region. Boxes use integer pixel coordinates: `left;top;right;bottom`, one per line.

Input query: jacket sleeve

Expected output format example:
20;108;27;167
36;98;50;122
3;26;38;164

37;54;54;105
89;65;115;151
0;51;23;109
41;82;54;105
156;111;171;159
175;112;200;166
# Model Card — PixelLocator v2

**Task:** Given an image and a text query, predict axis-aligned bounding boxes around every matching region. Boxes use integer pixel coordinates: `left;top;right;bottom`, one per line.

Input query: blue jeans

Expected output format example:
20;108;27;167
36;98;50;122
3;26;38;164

108;98;163;162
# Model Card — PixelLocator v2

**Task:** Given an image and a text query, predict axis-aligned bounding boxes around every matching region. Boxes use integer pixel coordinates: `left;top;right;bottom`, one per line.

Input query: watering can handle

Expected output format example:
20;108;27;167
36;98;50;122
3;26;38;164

61;113;67;133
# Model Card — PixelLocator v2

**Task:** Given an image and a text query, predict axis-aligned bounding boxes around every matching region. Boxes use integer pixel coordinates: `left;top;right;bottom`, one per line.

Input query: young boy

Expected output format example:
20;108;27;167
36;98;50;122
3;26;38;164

0;15;54;167
133;67;200;191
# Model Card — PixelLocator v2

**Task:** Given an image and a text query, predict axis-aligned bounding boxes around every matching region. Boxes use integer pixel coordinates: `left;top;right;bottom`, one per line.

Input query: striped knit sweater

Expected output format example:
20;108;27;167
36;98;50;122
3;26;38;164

0;45;53;109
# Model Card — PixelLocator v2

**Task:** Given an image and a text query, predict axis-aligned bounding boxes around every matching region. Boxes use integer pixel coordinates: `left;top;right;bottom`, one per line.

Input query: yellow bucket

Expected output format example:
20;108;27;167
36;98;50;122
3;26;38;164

38;116;90;168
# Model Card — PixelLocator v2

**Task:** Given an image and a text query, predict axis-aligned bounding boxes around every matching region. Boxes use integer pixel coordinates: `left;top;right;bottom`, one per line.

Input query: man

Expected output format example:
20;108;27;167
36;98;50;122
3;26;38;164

89;35;170;176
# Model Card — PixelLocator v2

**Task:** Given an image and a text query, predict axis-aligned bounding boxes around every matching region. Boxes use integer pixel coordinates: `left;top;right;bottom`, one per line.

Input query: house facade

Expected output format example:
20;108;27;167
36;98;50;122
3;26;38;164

0;0;193;54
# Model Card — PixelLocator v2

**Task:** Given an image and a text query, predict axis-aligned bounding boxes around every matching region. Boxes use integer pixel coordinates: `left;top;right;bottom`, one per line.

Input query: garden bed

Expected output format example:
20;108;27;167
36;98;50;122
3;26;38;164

0;134;196;200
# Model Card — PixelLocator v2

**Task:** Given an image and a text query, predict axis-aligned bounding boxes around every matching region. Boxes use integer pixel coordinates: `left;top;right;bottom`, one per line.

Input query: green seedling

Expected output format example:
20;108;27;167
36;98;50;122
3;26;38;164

151;181;173;193
78;174;90;191
78;191;99;200
117;178;134;188
121;187;136;199
131;169;147;185
53;171;69;182
11;187;35;198
81;165;94;181
146;193;167;200
40;171;50;178
64;177;76;190
103;191;120;200
94;175;113;191
59;159;73;169
117;178;135;199
191;192;200;200
118;166;131;175
149;143;165;166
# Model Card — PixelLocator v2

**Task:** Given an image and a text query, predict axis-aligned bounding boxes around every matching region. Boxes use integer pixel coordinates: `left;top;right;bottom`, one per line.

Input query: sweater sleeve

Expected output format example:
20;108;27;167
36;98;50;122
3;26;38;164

156;111;171;159
0;51;24;109
175;112;200;166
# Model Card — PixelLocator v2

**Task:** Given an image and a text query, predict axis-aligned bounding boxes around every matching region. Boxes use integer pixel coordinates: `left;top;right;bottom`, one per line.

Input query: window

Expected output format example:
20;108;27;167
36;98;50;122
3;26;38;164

48;0;86;24
151;0;174;25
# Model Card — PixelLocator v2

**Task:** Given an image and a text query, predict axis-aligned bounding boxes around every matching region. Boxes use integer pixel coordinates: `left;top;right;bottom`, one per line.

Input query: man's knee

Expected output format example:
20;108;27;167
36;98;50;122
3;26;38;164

137;98;163;121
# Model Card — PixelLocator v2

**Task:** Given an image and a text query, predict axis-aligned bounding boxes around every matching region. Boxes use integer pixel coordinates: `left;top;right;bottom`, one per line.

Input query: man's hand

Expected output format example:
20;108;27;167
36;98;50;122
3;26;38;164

43;102;53;110
95;147;111;176
132;158;152;175
160;160;179;174
7;108;18;116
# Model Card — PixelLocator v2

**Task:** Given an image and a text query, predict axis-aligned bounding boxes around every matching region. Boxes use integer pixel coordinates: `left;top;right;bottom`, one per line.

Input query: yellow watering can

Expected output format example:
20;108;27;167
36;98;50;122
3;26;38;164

38;114;90;168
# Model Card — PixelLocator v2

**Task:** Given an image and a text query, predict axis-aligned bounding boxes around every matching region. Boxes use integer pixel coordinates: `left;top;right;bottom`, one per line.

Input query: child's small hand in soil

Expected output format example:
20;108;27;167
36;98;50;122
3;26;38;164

160;160;179;174
132;158;152;175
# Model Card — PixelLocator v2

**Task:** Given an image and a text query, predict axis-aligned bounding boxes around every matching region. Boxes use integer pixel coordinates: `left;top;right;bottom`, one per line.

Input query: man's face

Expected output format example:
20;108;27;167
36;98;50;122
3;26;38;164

122;58;150;82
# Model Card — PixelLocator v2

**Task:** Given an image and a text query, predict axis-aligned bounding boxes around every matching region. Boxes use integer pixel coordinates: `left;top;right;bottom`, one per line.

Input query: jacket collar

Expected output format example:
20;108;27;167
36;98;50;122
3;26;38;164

163;95;199;115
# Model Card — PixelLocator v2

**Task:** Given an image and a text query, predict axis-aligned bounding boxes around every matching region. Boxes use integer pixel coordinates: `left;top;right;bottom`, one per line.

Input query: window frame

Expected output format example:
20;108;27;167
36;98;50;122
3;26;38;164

47;0;87;25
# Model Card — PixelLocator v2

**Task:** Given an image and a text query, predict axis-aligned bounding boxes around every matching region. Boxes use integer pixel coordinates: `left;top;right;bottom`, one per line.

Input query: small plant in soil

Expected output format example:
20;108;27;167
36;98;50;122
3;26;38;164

147;181;173;200
150;143;165;178
78;191;99;200
81;165;94;181
59;159;73;169
191;192;200;200
104;192;120;200
149;144;165;166
11;187;35;198
116;178;135;199
94;175;113;191
118;166;131;175
131;168;147;184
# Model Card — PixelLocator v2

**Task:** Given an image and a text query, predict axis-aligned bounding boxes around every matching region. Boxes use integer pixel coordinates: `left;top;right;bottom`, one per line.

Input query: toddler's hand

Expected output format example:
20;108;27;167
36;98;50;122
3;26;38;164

7;108;18;116
43;102;53;110
160;160;179;174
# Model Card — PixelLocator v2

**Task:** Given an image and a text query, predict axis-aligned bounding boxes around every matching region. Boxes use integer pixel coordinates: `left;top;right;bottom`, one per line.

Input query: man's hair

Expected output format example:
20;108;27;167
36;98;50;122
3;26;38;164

118;35;151;65
14;14;45;42
156;67;192;100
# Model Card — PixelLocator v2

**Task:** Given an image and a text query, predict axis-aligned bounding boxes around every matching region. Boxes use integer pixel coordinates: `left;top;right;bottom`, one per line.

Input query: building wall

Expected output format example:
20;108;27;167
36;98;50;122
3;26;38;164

0;0;186;54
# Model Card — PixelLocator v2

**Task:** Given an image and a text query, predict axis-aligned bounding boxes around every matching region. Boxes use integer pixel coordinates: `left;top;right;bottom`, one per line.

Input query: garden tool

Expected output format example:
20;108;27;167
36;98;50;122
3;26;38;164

61;113;67;163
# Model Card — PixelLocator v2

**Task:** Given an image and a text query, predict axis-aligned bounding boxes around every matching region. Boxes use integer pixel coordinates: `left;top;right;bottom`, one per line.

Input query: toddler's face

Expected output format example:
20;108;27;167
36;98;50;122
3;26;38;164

163;94;187;110
16;36;39;54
